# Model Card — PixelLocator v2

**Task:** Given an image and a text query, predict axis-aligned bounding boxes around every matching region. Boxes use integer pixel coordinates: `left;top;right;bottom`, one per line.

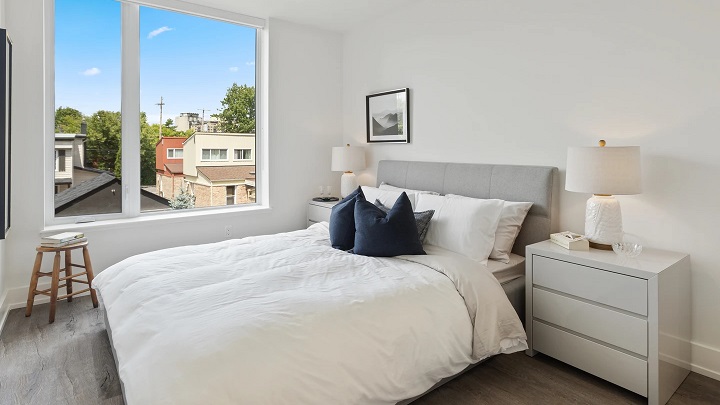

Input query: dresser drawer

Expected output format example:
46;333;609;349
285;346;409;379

533;288;647;356
532;255;647;315
533;320;648;396
308;203;333;223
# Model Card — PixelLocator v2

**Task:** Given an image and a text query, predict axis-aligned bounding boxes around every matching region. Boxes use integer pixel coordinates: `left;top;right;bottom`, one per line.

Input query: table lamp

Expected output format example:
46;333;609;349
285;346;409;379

332;144;366;198
565;140;641;250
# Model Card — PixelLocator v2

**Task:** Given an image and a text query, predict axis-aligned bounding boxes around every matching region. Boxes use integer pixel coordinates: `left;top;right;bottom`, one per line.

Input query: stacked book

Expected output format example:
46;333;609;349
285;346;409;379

41;232;87;248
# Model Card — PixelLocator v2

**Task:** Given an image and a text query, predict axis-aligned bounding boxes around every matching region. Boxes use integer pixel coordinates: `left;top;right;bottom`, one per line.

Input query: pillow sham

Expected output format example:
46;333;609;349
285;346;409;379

374;199;435;243
379;182;440;196
329;187;364;251
446;195;533;264
415;193;504;264
361;186;417;211
354;193;425;257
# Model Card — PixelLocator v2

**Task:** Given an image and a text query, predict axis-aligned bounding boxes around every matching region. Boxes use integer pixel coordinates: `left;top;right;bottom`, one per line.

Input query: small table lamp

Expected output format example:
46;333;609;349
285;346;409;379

332;144;366;198
565;140;641;250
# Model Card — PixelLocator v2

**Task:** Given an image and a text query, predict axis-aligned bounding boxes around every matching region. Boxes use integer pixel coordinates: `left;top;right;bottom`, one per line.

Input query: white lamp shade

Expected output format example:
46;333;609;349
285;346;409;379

565;146;641;195
331;145;366;172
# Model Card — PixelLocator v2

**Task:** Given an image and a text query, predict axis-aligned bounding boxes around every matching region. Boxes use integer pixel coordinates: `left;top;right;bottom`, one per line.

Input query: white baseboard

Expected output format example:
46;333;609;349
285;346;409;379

691;341;720;381
0;288;9;337
1;283;719;383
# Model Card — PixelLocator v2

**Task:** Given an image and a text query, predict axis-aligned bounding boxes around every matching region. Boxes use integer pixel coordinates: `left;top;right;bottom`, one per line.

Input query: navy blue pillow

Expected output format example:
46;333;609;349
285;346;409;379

353;192;426;257
329;187;364;251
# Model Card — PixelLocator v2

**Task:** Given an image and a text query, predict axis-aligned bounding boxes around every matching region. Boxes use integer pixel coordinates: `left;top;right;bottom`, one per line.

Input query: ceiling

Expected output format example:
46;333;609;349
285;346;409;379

178;0;415;32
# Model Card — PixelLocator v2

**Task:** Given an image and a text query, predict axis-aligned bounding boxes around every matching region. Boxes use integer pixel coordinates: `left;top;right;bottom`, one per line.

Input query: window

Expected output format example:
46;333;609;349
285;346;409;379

57;150;66;172
234;149;251;160
53;0;121;218
201;149;228;161
49;0;264;224
167;148;183;159
226;186;235;205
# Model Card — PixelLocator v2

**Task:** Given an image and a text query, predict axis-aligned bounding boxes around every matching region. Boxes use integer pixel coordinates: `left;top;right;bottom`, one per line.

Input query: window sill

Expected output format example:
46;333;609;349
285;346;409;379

41;204;272;236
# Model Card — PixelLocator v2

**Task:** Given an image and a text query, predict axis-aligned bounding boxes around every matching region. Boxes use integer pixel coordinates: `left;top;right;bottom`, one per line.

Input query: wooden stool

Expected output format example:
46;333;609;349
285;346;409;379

25;241;99;323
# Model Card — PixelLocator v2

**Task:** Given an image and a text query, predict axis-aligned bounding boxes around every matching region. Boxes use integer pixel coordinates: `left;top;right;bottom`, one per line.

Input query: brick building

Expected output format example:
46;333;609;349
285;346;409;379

181;132;256;207
155;136;188;199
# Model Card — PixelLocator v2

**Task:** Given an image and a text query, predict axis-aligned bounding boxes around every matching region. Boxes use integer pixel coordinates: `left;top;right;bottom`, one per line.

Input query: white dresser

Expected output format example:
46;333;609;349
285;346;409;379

307;200;338;227
525;240;690;405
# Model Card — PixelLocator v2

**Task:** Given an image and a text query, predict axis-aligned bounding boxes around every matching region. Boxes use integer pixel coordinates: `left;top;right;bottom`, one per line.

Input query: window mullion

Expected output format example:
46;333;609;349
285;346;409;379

121;2;141;217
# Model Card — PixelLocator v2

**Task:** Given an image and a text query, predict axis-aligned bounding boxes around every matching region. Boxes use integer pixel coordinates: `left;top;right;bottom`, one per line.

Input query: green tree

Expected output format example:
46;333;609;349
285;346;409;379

140;112;159;185
169;187;195;209
55;107;83;133
212;83;255;133
86;110;122;177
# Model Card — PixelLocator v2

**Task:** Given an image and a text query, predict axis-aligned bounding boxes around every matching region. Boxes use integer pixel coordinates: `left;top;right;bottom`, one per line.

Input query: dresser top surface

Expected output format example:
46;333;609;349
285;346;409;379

527;240;689;278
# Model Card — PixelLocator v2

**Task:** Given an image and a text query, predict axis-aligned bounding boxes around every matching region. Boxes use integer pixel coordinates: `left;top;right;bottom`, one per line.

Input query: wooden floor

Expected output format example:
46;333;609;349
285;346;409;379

1;296;719;405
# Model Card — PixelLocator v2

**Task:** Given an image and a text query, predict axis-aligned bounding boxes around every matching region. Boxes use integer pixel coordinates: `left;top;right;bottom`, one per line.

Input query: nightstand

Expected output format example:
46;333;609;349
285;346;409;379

525;240;690;405
307;200;338;227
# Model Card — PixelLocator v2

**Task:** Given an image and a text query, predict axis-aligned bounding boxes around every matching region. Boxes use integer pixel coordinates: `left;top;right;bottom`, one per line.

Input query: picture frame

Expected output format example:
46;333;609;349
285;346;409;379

366;88;409;143
0;29;11;239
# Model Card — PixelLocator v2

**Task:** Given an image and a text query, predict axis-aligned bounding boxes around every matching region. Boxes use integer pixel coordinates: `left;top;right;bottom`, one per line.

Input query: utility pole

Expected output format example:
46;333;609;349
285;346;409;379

198;108;210;132
156;96;165;137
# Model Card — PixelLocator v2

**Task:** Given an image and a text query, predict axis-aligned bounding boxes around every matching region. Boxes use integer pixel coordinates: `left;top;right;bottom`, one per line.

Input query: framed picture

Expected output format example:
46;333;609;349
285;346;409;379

0;29;11;239
366;88;409;143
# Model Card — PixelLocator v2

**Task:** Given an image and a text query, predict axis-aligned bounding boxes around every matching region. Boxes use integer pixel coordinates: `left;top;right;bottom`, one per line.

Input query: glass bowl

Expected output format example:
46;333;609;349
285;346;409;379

612;233;643;258
612;241;643;258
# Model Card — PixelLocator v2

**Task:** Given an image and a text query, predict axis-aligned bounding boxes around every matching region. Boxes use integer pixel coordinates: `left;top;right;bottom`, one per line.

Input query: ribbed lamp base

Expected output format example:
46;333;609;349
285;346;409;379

584;195;623;248
340;172;358;198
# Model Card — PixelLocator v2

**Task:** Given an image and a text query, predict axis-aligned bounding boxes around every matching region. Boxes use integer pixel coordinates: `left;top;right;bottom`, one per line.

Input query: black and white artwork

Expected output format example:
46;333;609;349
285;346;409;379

366;88;409;143
0;29;11;239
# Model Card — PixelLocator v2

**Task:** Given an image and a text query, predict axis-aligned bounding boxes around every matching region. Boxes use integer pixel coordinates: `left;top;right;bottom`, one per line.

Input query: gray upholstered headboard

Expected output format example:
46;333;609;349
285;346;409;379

376;160;558;256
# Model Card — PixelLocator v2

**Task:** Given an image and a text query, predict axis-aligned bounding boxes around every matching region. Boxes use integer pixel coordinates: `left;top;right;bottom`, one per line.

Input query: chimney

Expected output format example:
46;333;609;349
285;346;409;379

80;120;87;135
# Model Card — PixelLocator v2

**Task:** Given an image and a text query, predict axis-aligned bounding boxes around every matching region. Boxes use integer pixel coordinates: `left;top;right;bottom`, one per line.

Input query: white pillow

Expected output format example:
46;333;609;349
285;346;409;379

361;186;417;210
379;182;440;196
447;195;532;264
415;194;504;264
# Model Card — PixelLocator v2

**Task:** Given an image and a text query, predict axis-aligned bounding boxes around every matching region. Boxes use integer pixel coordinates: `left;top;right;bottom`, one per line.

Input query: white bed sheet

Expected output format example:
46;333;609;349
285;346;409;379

93;223;526;405
487;253;525;284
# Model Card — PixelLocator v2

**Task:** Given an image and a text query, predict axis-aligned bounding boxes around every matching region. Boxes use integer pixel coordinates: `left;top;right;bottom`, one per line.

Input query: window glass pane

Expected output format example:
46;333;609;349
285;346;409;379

140;7;257;211
54;0;122;217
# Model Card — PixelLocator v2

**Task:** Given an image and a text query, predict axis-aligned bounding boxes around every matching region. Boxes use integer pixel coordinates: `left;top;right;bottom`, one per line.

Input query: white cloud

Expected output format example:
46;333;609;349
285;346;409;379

246;61;255;66
148;26;173;39
229;66;239;72
82;67;101;76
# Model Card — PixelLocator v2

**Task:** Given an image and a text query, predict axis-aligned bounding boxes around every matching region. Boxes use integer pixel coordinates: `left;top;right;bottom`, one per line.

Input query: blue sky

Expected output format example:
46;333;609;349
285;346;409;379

55;0;256;125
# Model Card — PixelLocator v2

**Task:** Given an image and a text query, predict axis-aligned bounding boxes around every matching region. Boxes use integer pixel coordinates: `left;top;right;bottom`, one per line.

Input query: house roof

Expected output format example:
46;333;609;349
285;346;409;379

54;172;117;209
164;163;184;174
197;166;256;182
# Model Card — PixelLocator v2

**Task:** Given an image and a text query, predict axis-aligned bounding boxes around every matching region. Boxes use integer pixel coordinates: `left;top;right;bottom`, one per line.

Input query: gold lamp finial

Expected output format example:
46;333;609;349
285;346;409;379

598;139;606;147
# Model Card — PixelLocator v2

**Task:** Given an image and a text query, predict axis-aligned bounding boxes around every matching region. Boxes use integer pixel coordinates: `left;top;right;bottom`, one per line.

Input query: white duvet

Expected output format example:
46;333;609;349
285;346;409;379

93;223;527;405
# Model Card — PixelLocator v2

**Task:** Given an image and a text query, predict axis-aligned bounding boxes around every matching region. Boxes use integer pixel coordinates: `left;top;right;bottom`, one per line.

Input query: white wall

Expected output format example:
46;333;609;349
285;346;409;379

1;4;342;312
343;0;720;378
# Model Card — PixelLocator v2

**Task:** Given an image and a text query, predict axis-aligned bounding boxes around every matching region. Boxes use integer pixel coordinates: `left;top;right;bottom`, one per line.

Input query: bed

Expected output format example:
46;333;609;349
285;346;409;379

94;160;557;405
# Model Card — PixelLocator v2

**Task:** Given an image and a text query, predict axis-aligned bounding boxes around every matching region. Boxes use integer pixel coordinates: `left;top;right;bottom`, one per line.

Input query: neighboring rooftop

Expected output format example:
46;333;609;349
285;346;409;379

197;166;256;182
164;163;184;174
54;172;116;209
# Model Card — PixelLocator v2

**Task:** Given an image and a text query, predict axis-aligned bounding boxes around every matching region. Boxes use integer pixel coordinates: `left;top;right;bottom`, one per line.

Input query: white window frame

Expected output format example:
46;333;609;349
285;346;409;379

167;148;183;159
234;148;251;160
201;148;228;161
44;0;268;227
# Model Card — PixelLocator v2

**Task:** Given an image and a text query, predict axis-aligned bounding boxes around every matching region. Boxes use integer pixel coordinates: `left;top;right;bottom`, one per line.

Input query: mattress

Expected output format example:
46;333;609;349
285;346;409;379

487;253;525;284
